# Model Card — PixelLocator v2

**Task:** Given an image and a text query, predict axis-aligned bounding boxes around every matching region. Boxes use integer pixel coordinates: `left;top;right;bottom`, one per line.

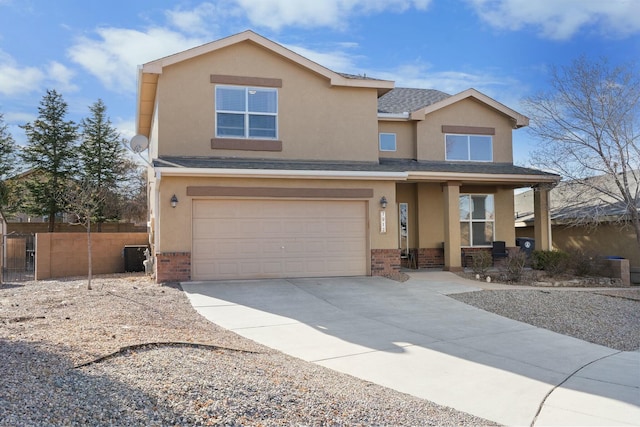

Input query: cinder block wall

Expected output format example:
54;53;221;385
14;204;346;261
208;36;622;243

35;233;149;280
9;222;146;234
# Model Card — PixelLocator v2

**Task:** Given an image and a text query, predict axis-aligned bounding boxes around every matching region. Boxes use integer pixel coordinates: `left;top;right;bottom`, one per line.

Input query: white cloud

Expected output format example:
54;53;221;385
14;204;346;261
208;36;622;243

47;61;78;93
68;27;207;94
114;118;136;141
234;0;431;30
165;2;238;36
467;0;640;40
0;51;78;97
370;62;518;95
283;43;359;73
3;111;35;124
365;61;528;116
0;51;45;96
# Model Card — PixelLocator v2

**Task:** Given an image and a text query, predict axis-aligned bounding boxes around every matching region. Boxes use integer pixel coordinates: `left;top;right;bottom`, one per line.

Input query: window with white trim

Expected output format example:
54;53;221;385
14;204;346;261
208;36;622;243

215;86;278;139
459;194;495;246
445;134;492;161
379;133;396;151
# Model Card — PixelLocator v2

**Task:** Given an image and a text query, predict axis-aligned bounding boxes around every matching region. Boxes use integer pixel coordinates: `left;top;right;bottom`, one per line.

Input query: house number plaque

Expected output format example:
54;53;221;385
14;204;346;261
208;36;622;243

380;211;387;233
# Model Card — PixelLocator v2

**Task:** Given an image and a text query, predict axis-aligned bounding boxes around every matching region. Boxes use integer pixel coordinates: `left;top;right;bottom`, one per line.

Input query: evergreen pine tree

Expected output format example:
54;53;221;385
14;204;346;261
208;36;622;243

20;89;78;232
79;99;126;230
0;112;17;225
0;112;16;180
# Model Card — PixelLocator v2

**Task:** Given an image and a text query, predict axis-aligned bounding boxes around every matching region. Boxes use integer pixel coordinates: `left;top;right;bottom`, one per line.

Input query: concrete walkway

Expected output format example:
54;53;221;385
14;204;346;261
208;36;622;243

182;271;640;426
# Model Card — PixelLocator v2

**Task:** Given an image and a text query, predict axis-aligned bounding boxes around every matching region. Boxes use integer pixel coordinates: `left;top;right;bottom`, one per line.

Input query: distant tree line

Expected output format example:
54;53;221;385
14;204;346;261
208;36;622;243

0;89;146;232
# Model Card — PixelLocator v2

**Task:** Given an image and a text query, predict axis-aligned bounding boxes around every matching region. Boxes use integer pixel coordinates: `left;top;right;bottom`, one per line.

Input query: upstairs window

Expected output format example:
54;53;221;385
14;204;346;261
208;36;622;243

216;86;278;139
379;133;397;151
459;194;495;246
445;134;492;161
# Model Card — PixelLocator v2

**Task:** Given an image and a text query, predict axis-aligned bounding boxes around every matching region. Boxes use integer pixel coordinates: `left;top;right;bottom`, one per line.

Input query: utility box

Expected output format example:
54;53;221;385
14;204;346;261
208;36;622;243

123;245;148;272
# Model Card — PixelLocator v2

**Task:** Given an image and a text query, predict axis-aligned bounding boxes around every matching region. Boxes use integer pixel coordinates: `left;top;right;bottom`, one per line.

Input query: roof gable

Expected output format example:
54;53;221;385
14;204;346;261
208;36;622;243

136;30;393;136
409;88;529;128
142;30;393;91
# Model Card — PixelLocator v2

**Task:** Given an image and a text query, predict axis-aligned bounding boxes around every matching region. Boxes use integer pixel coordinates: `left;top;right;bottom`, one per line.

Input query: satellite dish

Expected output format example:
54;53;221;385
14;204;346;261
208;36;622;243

130;134;149;153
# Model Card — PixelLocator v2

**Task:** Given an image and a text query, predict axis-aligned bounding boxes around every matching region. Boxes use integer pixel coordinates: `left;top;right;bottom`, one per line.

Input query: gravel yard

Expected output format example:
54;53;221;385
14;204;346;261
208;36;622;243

451;287;640;351
0;274;493;426
1;274;638;426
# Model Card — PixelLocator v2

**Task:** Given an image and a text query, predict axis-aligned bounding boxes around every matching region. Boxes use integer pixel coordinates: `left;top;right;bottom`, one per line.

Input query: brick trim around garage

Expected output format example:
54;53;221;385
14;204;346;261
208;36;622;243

156;252;191;283
371;249;401;277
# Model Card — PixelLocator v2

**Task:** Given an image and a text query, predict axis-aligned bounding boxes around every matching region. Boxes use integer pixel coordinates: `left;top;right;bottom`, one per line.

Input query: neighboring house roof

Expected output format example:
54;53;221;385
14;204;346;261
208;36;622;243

515;172;640;225
136;30;394;137
378;88;451;114
155;156;560;186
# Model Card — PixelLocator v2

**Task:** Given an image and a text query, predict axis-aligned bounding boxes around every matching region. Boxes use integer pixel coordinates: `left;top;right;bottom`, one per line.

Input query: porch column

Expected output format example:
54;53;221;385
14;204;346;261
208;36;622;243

443;181;462;270
533;185;552;251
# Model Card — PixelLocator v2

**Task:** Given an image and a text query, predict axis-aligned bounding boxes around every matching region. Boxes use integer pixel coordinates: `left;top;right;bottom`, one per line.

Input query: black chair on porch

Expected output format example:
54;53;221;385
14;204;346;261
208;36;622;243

492;241;508;264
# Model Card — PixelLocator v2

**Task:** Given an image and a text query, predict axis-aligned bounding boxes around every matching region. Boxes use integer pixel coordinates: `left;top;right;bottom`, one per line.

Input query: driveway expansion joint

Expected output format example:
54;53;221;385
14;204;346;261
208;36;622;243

529;349;624;427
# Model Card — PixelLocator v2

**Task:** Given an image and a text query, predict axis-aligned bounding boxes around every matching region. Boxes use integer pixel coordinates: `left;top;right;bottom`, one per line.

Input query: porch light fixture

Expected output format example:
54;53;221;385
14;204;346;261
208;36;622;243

170;194;178;208
379;196;388;209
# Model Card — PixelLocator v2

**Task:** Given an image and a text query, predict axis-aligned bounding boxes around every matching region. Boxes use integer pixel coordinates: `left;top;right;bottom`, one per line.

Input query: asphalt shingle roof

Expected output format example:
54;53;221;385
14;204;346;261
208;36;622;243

378;87;451;114
155;156;559;178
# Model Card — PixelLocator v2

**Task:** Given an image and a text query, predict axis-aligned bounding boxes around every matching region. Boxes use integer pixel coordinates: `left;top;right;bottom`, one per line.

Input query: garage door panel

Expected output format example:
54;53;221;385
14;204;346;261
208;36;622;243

192;200;367;280
260;220;284;234
325;240;356;252
299;240;325;253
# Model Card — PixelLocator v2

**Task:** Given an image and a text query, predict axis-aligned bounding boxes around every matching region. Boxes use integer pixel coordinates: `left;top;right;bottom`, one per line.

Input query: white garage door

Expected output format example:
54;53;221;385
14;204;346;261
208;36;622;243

192;199;367;280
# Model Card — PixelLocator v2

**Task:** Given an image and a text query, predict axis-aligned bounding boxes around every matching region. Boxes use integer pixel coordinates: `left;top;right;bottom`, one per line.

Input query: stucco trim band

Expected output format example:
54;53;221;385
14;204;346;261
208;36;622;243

441;125;495;135
155;167;408;181
186;186;374;199
211;138;283;151
408;171;560;184
210;74;283;88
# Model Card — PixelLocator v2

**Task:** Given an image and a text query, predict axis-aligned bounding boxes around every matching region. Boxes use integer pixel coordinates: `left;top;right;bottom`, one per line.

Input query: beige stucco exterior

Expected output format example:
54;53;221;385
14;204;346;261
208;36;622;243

378;120;416;159
516;223;639;268
415;98;514;163
137;31;557;281
155;175;398;253
398;183;516;250
379;98;515;163
153;40;381;162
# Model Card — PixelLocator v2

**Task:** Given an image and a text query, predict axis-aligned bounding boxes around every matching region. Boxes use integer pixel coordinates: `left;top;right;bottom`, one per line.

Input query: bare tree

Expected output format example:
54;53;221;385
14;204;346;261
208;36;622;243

60;181;106;290
525;56;640;250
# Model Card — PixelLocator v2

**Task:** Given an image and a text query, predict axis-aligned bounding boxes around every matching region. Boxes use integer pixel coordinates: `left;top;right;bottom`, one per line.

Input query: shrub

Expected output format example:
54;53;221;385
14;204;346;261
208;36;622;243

566;250;608;277
532;250;569;276
470;251;492;276
500;250;527;283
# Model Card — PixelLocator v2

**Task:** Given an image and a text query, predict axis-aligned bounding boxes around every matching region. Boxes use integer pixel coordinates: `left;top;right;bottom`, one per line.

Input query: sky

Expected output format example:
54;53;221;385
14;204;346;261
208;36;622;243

1;0;639;167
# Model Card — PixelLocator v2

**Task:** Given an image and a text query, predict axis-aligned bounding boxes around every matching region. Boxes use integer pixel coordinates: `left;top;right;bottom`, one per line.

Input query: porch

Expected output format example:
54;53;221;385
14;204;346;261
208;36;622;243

395;180;554;271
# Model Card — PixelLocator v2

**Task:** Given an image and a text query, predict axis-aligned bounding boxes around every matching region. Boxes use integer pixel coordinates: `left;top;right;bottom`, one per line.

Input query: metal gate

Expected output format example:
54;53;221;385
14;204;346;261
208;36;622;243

2;233;35;283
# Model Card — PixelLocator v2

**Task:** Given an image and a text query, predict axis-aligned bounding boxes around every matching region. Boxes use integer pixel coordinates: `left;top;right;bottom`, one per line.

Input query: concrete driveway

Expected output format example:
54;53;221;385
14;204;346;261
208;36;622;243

182;271;640;426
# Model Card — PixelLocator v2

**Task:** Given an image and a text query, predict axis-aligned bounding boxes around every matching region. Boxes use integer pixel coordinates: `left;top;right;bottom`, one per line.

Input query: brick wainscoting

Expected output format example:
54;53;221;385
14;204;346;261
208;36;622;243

461;247;491;267
416;248;444;268
156;252;191;282
371;249;401;276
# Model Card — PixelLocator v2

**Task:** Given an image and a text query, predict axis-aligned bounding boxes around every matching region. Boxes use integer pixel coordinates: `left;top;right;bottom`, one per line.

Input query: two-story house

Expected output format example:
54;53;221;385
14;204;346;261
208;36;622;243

135;30;559;282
